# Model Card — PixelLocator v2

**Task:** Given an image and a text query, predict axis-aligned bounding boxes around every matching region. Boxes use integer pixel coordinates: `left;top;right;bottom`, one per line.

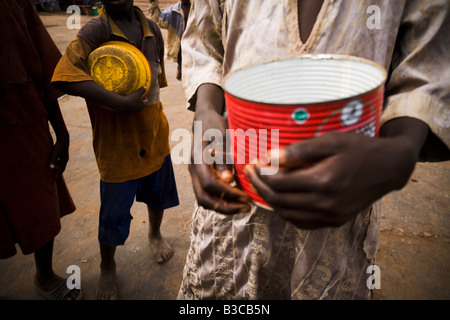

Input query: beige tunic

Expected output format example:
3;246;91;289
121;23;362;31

178;0;450;299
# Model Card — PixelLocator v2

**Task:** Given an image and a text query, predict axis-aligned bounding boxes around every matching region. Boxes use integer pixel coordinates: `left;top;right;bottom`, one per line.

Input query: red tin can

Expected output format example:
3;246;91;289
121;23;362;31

223;54;387;209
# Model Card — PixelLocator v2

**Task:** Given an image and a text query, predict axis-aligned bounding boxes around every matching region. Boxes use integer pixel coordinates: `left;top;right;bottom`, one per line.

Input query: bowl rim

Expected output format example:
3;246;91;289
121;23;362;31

88;40;151;97
223;54;387;106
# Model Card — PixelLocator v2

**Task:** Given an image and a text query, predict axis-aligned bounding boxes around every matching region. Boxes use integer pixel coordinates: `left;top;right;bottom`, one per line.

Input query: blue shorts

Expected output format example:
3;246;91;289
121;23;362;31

98;155;179;246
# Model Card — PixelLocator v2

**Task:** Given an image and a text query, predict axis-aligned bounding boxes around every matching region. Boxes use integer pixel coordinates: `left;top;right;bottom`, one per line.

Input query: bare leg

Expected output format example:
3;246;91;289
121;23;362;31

97;244;118;300
34;238;80;300
148;207;173;263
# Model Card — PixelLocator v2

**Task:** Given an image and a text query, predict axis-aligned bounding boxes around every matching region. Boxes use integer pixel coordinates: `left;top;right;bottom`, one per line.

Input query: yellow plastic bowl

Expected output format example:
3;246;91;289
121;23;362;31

87;41;151;97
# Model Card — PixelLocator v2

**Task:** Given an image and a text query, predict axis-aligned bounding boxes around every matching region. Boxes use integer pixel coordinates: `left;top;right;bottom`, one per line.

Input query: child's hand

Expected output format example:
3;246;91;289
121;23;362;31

189;84;251;214
49;137;70;179
53;81;149;114
244;118;429;229
117;87;149;113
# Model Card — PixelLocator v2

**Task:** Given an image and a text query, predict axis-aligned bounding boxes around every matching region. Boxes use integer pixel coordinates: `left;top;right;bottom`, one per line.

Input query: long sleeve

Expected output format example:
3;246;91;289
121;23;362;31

181;0;225;111
148;1;170;29
381;0;450;160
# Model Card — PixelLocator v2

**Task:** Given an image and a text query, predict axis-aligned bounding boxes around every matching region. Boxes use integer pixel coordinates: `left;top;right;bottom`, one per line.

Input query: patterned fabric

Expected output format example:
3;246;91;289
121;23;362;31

177;0;449;299
178;203;380;299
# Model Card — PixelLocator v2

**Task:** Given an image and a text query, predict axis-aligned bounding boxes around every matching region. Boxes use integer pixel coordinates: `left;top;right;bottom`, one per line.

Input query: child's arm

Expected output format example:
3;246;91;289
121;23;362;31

148;0;170;29
52;37;148;114
53;80;148;114
45;99;70;178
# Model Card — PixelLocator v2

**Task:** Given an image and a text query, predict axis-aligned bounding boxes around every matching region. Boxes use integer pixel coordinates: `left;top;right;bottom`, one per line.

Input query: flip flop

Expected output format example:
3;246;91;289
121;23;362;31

35;281;83;300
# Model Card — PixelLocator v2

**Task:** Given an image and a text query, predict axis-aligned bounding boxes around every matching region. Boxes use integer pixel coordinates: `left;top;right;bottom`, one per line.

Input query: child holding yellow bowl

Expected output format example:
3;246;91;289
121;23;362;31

52;0;179;300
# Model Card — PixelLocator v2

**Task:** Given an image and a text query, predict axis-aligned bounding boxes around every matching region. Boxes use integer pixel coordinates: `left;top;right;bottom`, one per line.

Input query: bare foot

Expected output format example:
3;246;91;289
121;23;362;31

149;233;173;264
97;262;118;300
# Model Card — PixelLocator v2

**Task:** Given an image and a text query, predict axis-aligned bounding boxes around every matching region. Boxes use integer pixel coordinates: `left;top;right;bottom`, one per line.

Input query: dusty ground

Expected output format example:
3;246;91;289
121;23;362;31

0;2;449;300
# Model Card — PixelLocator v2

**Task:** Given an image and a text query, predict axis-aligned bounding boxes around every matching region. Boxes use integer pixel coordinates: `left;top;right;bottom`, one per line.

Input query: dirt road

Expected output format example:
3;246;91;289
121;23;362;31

0;3;448;300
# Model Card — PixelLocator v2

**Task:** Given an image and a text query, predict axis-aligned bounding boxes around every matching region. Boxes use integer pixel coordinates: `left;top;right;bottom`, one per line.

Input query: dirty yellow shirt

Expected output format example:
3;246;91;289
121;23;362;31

52;7;170;183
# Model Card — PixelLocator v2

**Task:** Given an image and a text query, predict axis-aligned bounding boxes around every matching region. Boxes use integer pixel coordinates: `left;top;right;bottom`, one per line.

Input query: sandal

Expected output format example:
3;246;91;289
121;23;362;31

35;280;83;300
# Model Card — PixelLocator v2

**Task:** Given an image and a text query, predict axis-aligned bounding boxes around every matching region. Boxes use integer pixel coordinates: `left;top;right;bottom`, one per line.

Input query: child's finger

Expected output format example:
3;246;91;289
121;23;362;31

49;150;59;169
138;86;147;98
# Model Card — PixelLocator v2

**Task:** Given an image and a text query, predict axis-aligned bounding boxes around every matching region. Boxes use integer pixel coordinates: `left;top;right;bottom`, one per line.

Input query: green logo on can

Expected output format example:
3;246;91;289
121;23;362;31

292;108;309;124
